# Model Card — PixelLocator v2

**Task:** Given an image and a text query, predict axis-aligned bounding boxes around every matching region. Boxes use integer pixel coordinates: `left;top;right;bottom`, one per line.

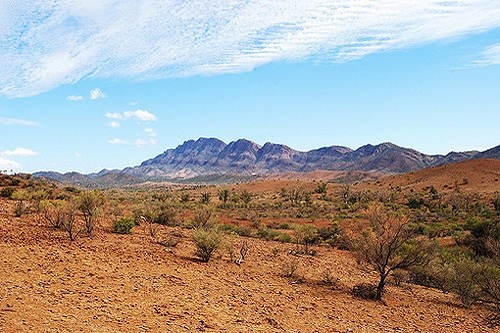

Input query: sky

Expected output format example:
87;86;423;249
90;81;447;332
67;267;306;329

1;0;500;173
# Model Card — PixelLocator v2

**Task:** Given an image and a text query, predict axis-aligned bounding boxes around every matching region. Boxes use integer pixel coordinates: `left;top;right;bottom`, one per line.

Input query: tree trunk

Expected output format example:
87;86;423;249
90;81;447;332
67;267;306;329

376;273;387;300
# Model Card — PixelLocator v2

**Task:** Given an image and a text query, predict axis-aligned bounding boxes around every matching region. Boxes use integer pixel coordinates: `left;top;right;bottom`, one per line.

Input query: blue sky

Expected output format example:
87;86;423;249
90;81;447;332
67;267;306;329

1;1;500;173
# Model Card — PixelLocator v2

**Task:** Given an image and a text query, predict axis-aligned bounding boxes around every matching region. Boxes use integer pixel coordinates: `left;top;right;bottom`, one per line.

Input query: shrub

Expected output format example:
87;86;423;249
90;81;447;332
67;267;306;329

113;217;135;234
321;268;339;286
0;187;15;198
40;200;64;229
200;192;211;204
64;186;81;194
192;227;223;262
239;190;253;205
60;201;80;241
179;192;190;203
315;182;327;194
293;224;319;255
76;190;105;237
190;206;216;229
218;189;229;203
281;258;299;278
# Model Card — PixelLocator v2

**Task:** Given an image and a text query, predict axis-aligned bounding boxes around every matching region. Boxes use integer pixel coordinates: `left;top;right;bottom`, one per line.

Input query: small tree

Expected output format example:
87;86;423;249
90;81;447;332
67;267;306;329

294;224;319;255
76;190;105;237
355;205;432;300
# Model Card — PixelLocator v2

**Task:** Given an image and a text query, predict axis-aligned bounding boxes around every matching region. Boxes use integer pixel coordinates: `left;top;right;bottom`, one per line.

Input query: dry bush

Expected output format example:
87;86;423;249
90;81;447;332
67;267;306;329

60;202;80;241
40;200;64;228
192;227;223;262
76;190;105;237
355;205;433;300
190;206;217;229
281;257;299;278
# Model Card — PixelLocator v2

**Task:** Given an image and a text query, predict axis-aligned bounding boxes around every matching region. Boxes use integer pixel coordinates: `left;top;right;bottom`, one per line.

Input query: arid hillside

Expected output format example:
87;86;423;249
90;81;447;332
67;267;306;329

0;197;496;333
360;158;500;195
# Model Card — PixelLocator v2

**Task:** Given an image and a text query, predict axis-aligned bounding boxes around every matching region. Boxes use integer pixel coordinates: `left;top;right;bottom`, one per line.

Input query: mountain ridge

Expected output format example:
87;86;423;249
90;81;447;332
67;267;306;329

33;137;500;186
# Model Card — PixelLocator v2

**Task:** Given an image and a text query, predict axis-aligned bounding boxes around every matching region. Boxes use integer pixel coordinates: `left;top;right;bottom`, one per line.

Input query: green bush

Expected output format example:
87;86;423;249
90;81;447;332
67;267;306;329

113;217;135;234
192;227;223;262
0;187;16;198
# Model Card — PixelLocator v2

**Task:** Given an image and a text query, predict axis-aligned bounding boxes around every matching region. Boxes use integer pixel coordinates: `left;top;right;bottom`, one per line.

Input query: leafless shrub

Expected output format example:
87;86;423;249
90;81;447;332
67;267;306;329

320;268;339;286
60;202;80;241
281;257;299;278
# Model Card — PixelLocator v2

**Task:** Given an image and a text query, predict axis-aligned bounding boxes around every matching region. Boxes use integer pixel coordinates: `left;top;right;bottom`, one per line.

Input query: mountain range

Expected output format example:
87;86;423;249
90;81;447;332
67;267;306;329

34;137;500;186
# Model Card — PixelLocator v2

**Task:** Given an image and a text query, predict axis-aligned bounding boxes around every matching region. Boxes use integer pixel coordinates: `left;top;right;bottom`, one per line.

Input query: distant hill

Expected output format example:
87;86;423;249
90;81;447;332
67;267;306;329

361;159;500;194
34;137;500;187
33;171;142;189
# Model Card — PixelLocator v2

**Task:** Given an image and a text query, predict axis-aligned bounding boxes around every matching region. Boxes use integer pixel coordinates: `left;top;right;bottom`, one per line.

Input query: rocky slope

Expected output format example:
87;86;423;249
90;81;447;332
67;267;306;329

34;137;499;184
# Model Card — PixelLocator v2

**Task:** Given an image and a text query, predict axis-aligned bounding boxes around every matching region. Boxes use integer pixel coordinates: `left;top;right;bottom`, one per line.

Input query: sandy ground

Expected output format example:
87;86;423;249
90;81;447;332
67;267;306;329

0;197;496;333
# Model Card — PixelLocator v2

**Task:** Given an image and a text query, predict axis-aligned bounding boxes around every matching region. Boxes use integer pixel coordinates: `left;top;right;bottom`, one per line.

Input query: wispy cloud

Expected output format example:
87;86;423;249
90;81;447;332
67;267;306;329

144;128;157;137
105;109;157;122
109;121;120;128
1;148;39;157
109;138;130;145
473;43;500;66
0;117;38;126
90;88;106;100
109;137;156;147
66;95;83;101
75;152;82;157
1;1;500;97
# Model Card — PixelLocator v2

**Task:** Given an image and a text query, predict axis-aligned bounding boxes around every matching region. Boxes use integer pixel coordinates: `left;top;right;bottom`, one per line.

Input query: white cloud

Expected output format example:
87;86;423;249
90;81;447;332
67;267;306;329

123;110;157;121
0;147;39;171
109;121;121;128
135;138;157;148
105;109;157;122
90;88;106;100
0;157;20;170
66;95;83;101
144;128;157;137
1;148;39;157
75;152;82;157
130;102;138;105
2;1;500;97
0;117;38;126
109;138;130;145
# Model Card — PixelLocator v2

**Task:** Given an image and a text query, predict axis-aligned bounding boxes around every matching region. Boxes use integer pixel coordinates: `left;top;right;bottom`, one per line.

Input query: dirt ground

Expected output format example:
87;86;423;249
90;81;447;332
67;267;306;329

0;198;497;333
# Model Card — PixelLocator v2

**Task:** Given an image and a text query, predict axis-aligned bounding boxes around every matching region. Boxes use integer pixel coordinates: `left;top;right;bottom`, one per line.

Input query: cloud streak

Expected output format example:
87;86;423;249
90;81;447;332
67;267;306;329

1;1;500;97
0;117;38;126
105;109;157;122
